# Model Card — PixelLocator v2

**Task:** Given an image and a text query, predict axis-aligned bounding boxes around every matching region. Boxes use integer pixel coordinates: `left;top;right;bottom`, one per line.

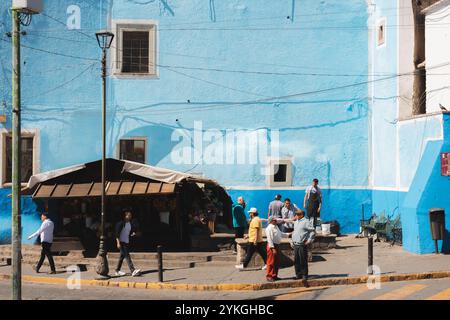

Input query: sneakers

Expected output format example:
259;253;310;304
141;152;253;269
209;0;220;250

131;269;141;277
32;265;40;273
48;271;56;275
114;270;126;276
261;265;267;270
235;264;244;271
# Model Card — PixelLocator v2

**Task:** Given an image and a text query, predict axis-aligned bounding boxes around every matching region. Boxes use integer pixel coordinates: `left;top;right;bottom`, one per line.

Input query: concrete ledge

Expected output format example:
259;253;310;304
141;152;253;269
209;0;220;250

1;270;450;292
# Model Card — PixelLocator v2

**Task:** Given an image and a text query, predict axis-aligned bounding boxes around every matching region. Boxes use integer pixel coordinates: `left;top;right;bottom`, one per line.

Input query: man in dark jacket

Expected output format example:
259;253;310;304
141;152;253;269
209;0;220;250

114;210;141;277
232;196;247;252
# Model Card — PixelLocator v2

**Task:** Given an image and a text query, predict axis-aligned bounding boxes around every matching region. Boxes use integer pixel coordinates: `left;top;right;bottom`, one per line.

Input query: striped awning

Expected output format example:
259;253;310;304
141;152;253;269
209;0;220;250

32;181;176;199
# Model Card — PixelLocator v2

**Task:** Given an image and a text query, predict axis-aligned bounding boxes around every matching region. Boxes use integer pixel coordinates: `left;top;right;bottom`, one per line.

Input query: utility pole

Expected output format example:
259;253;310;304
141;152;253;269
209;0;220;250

11;9;22;301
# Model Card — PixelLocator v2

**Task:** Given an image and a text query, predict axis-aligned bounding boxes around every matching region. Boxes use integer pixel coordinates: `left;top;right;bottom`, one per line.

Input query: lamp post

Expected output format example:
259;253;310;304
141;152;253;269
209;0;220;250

95;31;114;278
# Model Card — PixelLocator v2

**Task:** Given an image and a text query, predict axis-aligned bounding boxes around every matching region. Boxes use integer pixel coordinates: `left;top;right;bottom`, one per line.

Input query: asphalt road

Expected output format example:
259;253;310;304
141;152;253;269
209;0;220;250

0;277;449;300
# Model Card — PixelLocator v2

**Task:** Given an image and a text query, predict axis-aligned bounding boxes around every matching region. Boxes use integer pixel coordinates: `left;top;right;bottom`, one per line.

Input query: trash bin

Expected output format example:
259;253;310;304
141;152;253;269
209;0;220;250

429;208;445;254
429;208;445;240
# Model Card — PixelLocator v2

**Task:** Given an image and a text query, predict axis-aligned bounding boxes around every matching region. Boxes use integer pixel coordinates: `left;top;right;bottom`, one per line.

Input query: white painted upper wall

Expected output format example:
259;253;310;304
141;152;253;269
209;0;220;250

425;2;450;113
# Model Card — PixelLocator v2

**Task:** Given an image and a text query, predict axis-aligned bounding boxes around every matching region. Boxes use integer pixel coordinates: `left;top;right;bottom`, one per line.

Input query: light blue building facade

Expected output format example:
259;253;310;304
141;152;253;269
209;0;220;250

0;0;448;253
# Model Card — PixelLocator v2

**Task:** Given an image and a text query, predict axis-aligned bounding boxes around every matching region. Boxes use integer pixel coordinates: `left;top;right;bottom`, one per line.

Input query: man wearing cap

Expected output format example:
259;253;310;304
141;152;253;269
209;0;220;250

292;209;315;281
265;216;291;282
235;208;267;270
268;194;283;219
28;212;56;274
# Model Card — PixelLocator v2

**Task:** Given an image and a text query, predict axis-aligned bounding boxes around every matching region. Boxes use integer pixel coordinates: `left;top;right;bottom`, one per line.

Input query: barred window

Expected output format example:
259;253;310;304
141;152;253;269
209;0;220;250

122;31;150;73
119;139;146;164
113;22;157;76
4;135;34;183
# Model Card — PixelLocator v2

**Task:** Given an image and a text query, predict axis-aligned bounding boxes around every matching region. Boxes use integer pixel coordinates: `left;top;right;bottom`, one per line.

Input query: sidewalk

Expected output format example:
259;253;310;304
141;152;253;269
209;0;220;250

1;235;449;290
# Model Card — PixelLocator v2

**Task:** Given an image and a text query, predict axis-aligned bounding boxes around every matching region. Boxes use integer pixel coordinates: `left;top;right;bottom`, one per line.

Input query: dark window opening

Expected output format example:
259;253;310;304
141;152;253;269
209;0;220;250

120;139;146;164
273;164;287;182
122;31;150;73
5;136;34;183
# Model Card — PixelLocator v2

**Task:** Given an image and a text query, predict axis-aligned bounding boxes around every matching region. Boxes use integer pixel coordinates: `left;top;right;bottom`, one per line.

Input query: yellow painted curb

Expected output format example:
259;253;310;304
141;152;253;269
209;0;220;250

1;270;450;292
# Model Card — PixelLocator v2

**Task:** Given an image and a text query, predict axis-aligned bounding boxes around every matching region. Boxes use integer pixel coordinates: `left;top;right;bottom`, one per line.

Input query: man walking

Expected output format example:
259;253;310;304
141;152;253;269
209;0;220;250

292;209;315;281
265;216;291;282
304;178;322;227
115;210;141;277
232;196;247;252
280;198;298;233
28;212;56;274
268;194;283;219
235;208;267;270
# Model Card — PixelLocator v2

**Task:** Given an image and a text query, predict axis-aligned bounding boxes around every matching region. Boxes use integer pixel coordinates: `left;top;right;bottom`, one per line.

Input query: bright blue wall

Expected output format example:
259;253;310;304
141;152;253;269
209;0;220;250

1;0;372;242
228;188;372;234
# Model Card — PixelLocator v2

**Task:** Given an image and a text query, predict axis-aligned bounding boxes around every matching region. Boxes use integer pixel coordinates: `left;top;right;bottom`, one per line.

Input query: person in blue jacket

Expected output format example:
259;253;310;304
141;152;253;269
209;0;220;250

232;196;248;252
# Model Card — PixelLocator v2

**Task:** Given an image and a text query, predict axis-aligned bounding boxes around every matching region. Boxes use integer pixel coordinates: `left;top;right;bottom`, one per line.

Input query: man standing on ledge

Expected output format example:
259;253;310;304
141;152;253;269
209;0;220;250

235;208;267;271
28;212;56;274
304;178;322;227
292;209;315;282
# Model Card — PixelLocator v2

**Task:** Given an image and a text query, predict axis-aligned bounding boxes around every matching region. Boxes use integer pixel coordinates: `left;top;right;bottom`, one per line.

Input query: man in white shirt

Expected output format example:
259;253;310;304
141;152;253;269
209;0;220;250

28;212;56;274
114;210;141;277
265;216;291;282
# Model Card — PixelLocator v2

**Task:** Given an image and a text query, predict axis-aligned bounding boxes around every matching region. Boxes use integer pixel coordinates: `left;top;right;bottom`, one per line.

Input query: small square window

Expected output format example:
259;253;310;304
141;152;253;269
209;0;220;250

267;158;293;187
377;19;386;46
273;164;287;182
119;139;147;164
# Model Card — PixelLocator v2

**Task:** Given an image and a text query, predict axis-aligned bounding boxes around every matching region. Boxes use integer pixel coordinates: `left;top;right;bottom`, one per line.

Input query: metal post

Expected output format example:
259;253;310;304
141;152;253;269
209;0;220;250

95;49;109;278
157;245;163;282
368;236;373;275
11;9;22;301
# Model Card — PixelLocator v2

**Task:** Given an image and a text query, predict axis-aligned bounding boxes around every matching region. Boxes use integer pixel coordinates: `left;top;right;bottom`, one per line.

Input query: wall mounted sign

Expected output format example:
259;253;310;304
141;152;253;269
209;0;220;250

441;152;450;176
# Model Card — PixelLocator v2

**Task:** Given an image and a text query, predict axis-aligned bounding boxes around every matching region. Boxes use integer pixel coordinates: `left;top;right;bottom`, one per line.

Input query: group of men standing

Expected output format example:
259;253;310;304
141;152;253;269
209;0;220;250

232;179;322;282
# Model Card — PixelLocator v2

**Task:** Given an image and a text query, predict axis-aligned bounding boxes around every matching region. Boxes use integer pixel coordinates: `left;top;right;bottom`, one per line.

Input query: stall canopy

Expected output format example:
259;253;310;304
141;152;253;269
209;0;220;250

22;158;222;199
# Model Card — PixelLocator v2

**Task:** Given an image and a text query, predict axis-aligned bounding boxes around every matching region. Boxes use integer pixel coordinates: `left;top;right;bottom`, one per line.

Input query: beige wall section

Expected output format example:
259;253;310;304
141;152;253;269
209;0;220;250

398;0;415;120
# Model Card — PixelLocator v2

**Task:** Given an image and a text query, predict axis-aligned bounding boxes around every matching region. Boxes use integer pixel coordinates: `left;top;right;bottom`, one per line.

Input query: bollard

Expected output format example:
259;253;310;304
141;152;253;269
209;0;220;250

157;245;163;282
368;236;373;275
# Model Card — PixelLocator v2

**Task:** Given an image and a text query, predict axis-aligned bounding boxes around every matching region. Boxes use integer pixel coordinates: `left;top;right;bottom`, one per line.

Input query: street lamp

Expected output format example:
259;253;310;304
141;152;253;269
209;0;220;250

95;30;114;278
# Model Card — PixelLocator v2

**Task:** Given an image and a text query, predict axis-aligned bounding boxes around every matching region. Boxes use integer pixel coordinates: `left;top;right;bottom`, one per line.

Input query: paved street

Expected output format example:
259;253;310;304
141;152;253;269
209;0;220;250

0;277;449;300
1;236;449;286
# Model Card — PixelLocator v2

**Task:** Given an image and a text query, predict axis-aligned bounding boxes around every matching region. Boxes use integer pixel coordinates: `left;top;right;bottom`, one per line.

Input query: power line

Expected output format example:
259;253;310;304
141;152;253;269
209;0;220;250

24;63;96;101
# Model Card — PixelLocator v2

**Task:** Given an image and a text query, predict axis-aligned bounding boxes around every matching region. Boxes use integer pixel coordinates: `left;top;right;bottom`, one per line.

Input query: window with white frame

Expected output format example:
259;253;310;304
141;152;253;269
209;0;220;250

119;138;147;164
267;158;293;187
1;131;37;186
377;18;386;47
113;21;157;76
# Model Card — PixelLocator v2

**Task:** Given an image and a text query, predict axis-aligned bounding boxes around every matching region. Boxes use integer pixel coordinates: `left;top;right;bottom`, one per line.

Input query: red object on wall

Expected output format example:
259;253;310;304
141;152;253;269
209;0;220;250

441;153;450;176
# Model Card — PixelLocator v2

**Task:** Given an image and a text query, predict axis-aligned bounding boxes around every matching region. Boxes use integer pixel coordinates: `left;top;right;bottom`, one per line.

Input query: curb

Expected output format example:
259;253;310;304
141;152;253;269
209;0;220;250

1;270;450;291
